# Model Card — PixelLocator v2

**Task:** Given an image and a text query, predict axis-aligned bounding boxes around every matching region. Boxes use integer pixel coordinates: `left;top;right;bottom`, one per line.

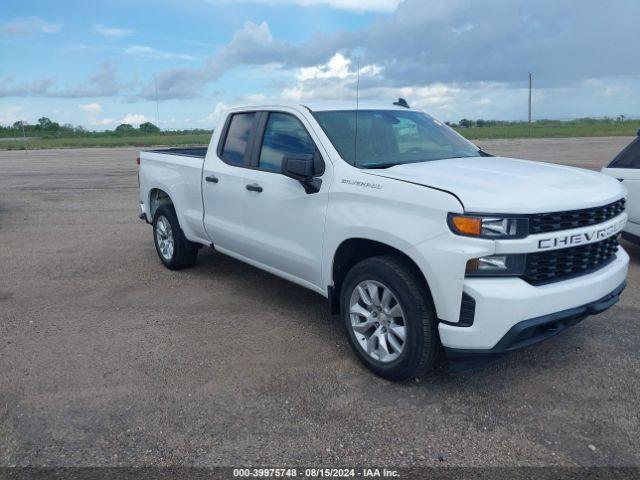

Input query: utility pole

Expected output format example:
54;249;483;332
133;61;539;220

528;72;532;137
528;72;532;124
21;120;27;153
154;77;160;130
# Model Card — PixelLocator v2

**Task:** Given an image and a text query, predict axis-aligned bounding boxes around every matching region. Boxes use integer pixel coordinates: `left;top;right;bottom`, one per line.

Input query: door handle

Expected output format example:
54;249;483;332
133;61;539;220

246;183;263;193
205;175;219;183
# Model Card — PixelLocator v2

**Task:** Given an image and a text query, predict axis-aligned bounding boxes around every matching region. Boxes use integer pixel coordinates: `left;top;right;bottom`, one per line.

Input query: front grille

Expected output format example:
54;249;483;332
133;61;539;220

523;236;619;285
529;199;625;234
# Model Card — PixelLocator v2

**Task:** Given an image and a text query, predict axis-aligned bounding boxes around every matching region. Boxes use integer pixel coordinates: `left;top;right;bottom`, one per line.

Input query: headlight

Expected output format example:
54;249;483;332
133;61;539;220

448;213;528;238
466;254;526;276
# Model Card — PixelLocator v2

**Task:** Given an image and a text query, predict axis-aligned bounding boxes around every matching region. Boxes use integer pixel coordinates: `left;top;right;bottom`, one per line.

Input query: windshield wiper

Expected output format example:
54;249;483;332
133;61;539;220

357;162;404;169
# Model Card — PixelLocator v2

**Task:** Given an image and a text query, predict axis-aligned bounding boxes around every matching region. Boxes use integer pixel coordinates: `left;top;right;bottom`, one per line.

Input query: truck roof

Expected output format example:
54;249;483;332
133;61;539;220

303;101;419;112
228;100;420;114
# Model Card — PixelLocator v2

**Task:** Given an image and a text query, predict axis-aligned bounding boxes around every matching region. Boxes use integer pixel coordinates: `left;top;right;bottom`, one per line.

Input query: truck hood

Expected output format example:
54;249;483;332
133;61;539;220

365;156;625;213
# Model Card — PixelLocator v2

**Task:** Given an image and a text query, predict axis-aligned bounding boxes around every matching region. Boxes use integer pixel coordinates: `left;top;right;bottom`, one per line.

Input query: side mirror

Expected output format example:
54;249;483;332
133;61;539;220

282;153;322;194
637;128;640;137
282;154;315;181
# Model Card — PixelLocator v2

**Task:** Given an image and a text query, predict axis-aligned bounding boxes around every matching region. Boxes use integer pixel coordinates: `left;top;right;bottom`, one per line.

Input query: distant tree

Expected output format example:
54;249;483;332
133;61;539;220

459;118;474;128
37;117;53;129
35;117;60;132
476;119;486;128
115;123;135;134
13;120;27;129
139;122;160;134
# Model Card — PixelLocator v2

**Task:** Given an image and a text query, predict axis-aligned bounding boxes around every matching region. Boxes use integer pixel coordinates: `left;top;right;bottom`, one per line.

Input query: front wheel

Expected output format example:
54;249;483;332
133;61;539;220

152;204;198;270
340;255;441;381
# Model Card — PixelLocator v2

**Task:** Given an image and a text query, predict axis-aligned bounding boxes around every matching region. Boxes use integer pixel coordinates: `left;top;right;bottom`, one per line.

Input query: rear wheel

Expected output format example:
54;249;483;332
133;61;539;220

153;204;198;270
340;255;440;381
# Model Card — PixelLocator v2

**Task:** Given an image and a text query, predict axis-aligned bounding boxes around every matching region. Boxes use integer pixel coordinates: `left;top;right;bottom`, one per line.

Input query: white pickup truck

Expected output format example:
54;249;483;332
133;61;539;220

602;130;640;244
138;101;629;380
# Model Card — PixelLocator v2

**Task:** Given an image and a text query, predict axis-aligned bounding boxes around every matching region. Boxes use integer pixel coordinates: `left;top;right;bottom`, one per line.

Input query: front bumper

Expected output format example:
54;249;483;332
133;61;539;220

445;280;626;365
438;247;629;351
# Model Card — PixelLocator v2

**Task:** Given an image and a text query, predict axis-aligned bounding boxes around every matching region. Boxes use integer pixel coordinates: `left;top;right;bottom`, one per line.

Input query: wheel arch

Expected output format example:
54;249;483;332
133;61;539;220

149;188;174;221
328;238;433;315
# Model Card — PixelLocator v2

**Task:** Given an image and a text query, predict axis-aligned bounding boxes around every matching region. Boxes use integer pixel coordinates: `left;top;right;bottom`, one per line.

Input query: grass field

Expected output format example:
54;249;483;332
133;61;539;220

457;120;639;140
0;120;638;150
0;133;212;150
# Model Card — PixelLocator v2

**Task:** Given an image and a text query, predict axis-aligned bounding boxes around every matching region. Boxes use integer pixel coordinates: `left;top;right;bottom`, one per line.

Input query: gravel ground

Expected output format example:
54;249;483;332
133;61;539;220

0;138;638;468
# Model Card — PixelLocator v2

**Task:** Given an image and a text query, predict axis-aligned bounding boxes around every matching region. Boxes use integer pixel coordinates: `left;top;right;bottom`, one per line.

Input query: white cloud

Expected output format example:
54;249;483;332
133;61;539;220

200;102;229;126
0;17;62;35
298;53;382;82
125;45;196;61
207;0;401;12
90;118;116;126
451;23;474;35
282;53;383;101
244;93;267;103
92;24;133;38
0;106;26;125
603;86;618;97
78;102;102;114
397;84;460;108
121;114;149;125
298;53;352;81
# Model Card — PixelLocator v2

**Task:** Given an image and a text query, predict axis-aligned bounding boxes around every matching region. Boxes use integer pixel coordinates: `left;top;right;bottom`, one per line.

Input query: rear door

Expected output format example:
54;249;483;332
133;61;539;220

241;109;331;290
202;111;257;253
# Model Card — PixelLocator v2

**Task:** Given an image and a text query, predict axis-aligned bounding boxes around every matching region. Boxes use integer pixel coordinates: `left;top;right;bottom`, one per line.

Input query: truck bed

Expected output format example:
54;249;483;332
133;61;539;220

146;147;207;158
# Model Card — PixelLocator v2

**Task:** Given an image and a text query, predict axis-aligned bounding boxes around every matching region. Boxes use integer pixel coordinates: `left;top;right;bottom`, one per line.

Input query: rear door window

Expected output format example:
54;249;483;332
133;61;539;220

609;137;640;169
221;112;256;166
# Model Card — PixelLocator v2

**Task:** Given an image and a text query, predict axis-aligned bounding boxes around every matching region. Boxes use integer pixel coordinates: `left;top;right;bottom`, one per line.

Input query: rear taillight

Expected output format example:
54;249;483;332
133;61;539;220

136;157;140;166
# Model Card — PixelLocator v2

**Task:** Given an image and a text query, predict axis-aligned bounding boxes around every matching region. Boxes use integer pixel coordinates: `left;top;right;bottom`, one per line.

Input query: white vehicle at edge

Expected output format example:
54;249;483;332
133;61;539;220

138;100;629;381
602;130;640;244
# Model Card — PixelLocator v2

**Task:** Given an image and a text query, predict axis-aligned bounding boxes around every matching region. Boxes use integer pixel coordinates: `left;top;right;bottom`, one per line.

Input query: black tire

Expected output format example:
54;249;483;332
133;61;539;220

152;204;198;270
340;255;441;381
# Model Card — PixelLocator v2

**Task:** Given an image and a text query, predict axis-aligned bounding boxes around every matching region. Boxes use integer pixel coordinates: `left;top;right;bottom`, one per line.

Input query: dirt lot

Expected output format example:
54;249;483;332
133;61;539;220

1;137;638;467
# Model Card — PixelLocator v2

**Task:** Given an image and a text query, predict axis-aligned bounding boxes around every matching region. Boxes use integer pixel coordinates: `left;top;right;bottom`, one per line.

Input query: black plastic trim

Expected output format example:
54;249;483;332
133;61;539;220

327;286;340;315
146;147;208;158
444;281;626;364
458;292;476;326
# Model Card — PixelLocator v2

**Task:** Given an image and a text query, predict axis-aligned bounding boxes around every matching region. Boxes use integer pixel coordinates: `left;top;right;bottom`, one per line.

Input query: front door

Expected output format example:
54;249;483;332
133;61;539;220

241;110;331;290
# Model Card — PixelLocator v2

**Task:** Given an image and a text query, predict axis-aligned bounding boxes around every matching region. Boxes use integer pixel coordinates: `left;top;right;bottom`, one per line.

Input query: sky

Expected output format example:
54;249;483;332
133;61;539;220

1;0;639;130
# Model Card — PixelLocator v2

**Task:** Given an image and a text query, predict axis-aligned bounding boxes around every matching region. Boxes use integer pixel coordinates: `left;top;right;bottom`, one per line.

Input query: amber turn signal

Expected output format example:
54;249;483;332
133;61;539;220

450;215;482;236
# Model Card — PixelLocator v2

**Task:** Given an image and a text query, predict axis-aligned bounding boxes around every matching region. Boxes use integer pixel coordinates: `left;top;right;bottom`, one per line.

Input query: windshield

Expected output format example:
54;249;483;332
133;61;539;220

312;109;481;168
